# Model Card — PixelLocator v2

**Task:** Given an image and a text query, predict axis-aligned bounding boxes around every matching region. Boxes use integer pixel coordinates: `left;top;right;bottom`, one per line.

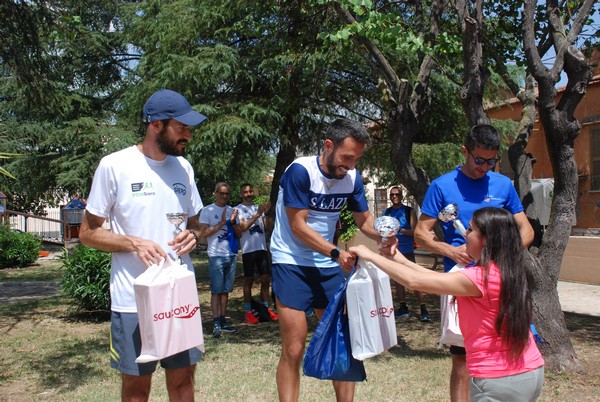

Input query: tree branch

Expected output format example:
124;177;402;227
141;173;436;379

331;2;405;101
523;0;552;84
566;0;596;43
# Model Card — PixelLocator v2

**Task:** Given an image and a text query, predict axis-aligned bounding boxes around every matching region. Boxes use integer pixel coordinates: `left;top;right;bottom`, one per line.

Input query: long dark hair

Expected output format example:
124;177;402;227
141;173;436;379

472;207;532;358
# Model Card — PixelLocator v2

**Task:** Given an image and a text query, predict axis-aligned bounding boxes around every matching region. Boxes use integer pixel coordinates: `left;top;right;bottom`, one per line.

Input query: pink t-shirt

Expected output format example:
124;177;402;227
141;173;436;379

458;262;544;378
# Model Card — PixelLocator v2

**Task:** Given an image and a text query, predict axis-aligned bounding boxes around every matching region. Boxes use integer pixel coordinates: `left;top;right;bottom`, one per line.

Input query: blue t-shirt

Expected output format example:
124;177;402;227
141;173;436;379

383;205;414;254
420;167;524;271
270;156;369;267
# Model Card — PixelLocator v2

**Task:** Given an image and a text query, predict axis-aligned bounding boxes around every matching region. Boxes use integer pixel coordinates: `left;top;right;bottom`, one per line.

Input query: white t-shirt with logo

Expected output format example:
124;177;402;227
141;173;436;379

235;203;267;254
85;146;203;313
199;203;237;257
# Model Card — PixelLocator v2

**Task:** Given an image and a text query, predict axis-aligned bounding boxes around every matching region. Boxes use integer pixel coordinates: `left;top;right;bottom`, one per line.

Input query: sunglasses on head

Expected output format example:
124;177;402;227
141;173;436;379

468;149;500;167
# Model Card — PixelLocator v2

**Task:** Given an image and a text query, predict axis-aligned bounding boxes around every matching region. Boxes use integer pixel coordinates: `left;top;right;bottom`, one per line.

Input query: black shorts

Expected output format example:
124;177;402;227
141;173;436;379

242;250;271;278
449;345;466;355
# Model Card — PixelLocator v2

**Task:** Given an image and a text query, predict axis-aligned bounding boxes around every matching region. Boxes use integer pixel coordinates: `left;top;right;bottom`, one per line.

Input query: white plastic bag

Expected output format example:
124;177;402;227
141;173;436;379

438;264;465;348
346;259;397;360
134;257;204;363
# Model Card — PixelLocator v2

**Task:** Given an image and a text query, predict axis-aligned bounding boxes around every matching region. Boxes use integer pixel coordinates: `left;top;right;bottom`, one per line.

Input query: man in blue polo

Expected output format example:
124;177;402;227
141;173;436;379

270;118;385;402
415;124;534;402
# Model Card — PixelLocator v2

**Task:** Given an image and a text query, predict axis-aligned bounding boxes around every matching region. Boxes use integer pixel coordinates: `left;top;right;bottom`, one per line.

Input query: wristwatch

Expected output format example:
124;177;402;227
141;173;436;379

330;247;341;261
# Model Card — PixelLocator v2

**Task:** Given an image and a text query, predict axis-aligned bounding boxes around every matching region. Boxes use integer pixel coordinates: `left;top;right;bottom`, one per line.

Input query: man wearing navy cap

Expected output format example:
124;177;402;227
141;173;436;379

80;89;206;401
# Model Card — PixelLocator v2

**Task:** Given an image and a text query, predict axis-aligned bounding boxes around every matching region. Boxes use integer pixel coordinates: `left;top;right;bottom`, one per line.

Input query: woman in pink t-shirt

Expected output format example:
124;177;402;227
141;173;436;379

350;207;544;401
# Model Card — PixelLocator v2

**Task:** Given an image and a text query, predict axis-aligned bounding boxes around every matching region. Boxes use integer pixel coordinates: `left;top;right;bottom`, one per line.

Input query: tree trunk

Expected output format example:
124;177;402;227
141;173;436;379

508;75;543;248
332;1;449;205
457;0;491;125
388;103;432;206
269;116;299;208
521;0;596;372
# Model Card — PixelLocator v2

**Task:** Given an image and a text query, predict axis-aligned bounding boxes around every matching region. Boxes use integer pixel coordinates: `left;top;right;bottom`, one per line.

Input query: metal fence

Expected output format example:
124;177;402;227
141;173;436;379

574;175;600;231
2;207;85;244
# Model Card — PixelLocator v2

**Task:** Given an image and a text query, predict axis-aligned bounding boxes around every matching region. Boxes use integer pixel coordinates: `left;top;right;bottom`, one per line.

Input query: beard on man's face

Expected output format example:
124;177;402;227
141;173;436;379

157;127;186;156
325;149;348;179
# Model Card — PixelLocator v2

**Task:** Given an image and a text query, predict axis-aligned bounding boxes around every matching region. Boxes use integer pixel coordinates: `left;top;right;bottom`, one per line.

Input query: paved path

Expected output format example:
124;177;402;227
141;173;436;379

556;281;600;317
0;281;60;303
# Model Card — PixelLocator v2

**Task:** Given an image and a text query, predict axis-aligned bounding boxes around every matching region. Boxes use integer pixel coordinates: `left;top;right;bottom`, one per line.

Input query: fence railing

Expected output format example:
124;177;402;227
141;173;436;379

1;208;84;245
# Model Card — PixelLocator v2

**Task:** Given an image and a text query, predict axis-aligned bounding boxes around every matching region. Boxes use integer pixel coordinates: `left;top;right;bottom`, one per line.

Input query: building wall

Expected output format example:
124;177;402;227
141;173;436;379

488;71;600;229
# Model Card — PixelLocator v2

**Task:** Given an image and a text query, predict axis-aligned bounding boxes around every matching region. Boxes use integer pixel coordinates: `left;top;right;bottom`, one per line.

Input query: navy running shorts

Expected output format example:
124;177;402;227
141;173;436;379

272;263;344;311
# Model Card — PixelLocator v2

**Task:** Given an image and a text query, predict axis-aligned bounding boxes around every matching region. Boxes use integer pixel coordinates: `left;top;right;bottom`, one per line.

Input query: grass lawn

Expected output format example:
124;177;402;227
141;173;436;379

0;251;598;401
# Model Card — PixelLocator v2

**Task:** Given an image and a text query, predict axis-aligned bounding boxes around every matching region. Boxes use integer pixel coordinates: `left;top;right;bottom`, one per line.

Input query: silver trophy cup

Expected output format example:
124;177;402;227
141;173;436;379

374;215;401;242
166;212;187;263
438;203;467;237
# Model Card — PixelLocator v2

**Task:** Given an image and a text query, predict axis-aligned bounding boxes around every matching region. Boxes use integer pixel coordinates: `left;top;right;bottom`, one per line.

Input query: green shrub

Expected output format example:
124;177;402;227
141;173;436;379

338;205;358;243
0;224;42;268
61;245;111;311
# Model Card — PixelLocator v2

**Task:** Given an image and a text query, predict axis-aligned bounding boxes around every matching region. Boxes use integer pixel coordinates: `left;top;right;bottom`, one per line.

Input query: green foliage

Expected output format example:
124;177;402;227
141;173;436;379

413;143;464;180
0;224;42;268
61;245;111;312
338;205;358;242
0;118;137;214
0;152;20;180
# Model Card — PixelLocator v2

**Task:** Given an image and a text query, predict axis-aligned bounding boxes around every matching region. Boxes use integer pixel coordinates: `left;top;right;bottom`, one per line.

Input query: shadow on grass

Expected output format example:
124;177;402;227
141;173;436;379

565;312;600;344
0;296;69;334
28;335;109;391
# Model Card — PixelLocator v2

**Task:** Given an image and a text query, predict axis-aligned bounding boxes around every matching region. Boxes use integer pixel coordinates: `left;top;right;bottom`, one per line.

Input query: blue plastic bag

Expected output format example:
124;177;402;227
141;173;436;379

302;267;366;382
226;221;239;254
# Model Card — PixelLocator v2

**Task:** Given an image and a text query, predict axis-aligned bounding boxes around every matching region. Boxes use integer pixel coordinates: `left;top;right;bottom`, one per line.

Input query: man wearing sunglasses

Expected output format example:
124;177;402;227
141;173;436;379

414;124;534;402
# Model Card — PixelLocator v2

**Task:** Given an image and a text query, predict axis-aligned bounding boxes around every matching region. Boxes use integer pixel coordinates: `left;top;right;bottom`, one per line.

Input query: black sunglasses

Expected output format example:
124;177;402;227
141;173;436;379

468;149;500;167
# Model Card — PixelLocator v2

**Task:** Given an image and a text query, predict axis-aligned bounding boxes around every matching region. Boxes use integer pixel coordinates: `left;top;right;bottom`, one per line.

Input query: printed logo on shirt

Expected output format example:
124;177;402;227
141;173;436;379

249;225;264;235
131;182;156;197
484;194;502;202
172;182;187;196
310;194;347;212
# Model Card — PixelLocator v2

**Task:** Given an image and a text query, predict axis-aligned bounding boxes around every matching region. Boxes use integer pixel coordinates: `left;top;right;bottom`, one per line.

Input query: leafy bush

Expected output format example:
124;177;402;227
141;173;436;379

61;245;111;311
0;224;41;268
338;204;358;243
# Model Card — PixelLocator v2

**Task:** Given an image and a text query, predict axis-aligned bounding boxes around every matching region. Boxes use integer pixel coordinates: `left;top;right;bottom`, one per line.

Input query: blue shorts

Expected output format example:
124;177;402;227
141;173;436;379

209;255;237;294
272;263;344;311
110;312;202;376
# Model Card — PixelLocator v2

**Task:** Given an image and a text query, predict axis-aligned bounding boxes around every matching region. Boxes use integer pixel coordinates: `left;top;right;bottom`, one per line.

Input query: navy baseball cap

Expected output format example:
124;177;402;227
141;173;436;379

143;89;207;126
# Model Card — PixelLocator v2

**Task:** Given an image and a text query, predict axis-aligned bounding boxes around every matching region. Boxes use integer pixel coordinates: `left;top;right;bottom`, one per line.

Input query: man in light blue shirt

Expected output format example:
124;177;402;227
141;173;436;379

270;118;385;401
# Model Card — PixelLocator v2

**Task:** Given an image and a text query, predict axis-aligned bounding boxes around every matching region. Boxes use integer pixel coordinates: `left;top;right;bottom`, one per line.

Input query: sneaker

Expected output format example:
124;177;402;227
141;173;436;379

420;306;431;322
245;310;259;325
220;322;237;333
395;305;410;319
212;322;222;338
267;307;279;321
